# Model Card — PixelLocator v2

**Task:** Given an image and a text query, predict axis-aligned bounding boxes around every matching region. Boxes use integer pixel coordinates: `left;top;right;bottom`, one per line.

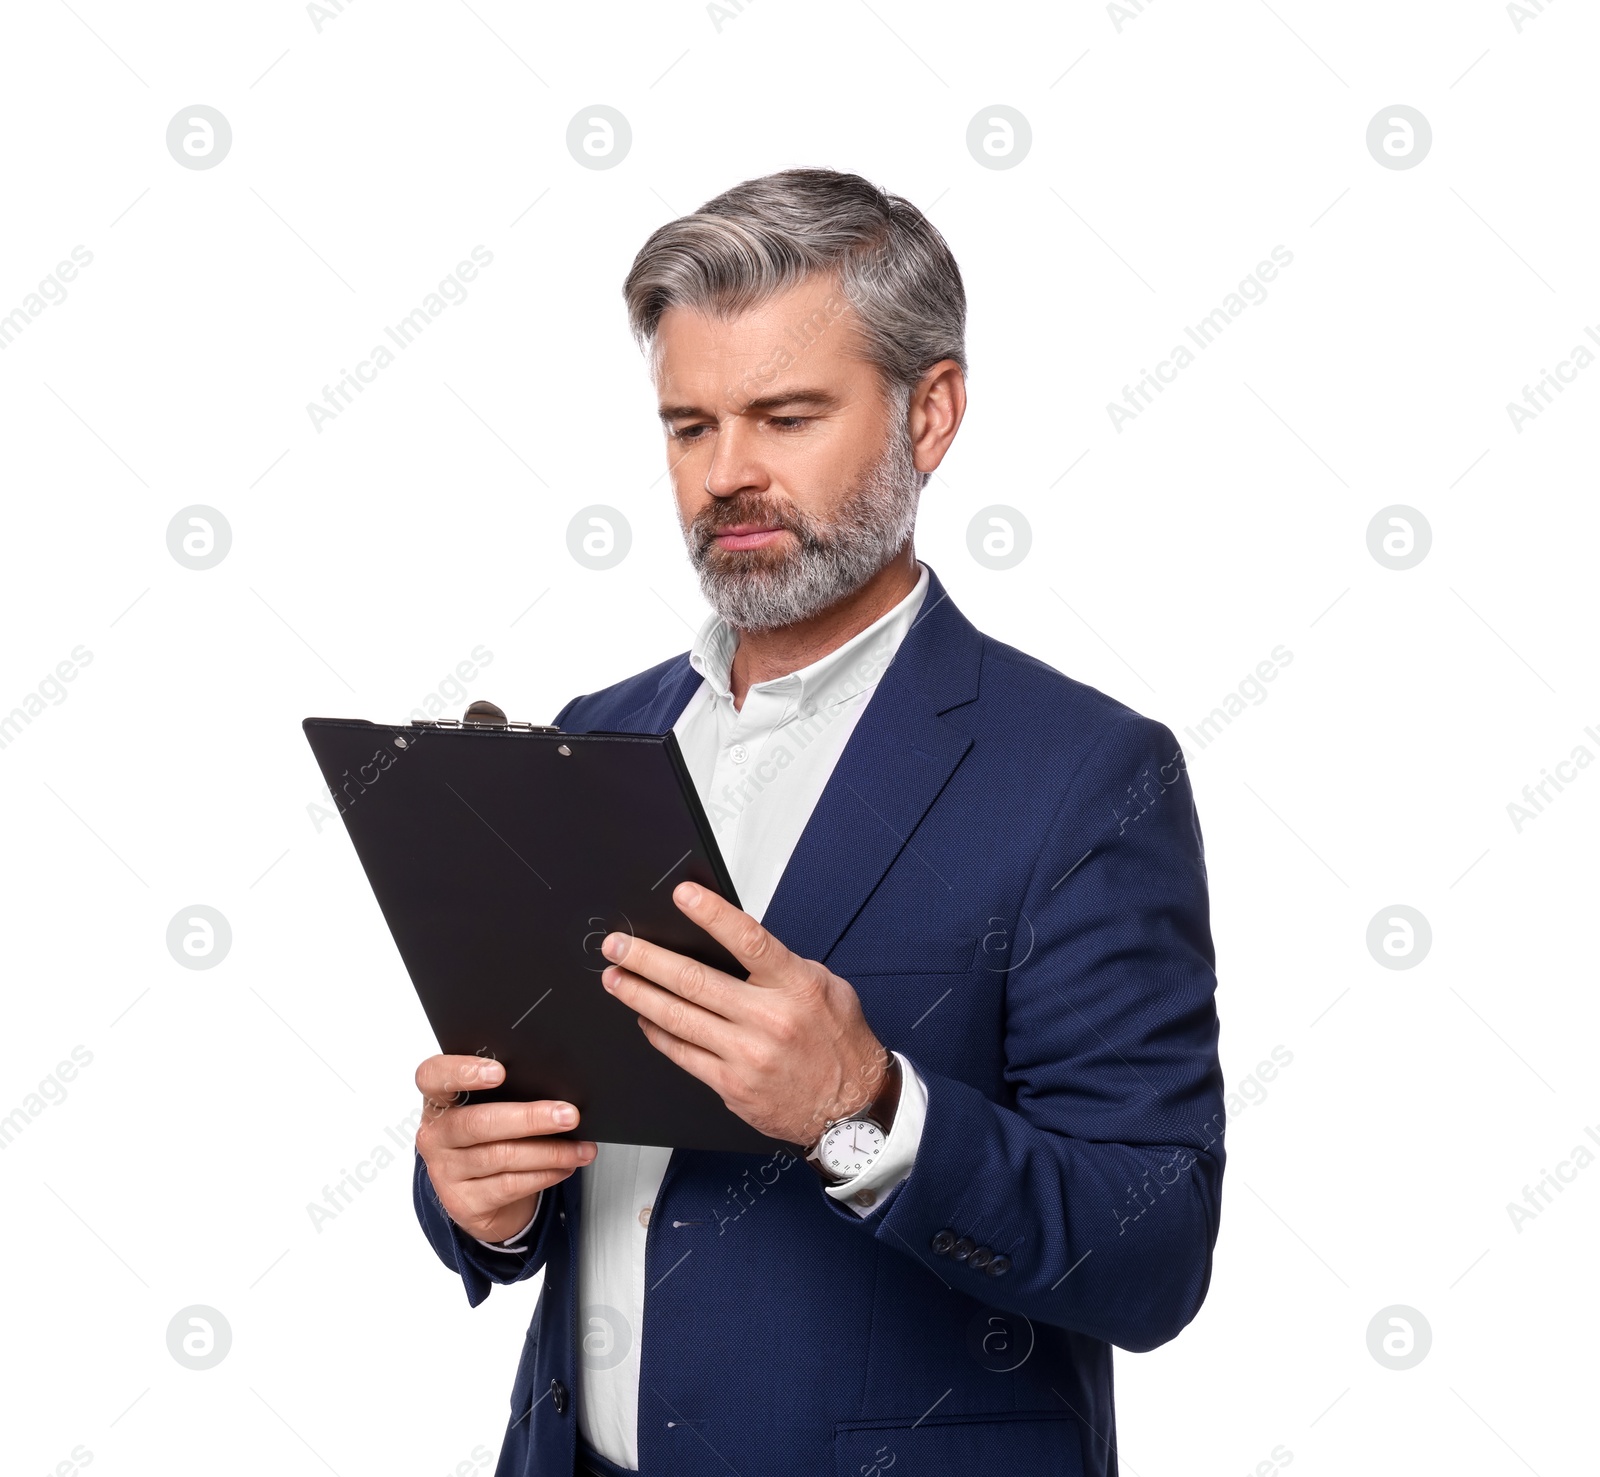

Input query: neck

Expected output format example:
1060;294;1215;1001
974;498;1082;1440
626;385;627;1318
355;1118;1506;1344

726;545;919;710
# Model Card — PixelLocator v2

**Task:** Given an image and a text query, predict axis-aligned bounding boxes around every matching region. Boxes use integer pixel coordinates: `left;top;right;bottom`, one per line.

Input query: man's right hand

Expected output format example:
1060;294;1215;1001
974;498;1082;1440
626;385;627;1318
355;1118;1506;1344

414;1055;598;1244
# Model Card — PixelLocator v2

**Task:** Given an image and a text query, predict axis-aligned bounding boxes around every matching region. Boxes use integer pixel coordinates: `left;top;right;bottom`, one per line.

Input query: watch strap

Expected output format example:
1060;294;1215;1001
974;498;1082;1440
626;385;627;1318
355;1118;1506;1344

806;1051;902;1184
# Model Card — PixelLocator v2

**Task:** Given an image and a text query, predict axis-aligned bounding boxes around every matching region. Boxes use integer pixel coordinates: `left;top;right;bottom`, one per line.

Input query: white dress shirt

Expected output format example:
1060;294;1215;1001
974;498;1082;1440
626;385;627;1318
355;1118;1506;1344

474;563;933;1470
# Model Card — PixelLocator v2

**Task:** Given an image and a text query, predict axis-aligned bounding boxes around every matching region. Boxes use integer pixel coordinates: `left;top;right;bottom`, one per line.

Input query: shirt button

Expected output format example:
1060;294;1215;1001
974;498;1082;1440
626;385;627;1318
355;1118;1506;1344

930;1229;956;1256
969;1245;994;1269
729;742;748;764
550;1378;568;1415
852;1188;877;1208
952;1236;977;1262
986;1255;1012;1278
638;1205;652;1228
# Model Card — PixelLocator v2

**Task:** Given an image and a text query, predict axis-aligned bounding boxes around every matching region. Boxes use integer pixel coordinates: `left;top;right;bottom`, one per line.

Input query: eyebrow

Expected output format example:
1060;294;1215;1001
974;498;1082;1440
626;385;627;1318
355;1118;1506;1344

658;388;840;422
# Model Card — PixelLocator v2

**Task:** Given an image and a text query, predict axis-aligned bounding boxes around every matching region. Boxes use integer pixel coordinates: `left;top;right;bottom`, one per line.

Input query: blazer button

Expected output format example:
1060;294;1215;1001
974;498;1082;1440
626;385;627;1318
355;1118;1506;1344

952;1237;976;1262
550;1378;568;1415
986;1255;1011;1278
930;1229;956;1256
968;1245;994;1269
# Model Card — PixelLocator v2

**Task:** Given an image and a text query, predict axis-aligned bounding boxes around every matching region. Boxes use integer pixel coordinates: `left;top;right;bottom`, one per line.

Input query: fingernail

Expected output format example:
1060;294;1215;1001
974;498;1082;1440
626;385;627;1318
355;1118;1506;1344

476;1061;504;1083
601;933;626;961
601;969;617;991
553;1104;577;1127
579;1142;597;1160
676;882;701;905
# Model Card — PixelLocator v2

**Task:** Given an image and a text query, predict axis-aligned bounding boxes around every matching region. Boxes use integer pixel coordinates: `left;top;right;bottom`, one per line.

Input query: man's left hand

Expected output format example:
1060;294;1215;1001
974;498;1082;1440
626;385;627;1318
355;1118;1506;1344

600;882;890;1147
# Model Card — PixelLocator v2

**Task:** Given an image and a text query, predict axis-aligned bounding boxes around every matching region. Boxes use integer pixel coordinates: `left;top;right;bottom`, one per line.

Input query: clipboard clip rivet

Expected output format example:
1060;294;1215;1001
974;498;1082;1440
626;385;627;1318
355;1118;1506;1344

558;744;572;756
393;735;409;749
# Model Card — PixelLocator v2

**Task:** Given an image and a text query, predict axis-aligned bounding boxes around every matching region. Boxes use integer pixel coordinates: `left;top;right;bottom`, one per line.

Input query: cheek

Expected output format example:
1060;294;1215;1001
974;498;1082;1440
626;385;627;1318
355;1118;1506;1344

799;412;893;505
673;473;710;524
751;439;839;516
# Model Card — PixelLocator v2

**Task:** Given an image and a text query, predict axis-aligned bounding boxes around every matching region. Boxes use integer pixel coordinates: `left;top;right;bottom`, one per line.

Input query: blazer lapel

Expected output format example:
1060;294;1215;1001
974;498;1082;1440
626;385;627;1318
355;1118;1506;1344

580;569;986;968
636;659;703;733
759;567;983;966
580;569;982;1215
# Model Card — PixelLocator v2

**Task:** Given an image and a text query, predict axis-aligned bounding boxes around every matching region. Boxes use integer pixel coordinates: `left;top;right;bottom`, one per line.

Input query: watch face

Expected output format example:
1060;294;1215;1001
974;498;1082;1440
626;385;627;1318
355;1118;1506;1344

819;1118;885;1180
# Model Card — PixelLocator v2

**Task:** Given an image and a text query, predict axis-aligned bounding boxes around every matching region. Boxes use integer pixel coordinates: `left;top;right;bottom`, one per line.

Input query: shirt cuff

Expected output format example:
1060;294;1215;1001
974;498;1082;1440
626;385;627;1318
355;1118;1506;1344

823;1051;928;1219
468;1191;542;1254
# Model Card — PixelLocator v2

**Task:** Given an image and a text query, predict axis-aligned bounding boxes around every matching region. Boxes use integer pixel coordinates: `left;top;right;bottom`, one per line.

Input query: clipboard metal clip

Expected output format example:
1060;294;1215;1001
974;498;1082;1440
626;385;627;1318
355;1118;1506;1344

459;700;561;735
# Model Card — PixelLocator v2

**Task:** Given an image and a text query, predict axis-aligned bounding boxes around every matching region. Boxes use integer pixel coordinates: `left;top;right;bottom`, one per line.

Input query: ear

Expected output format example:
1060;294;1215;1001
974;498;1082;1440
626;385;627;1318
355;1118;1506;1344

905;360;967;476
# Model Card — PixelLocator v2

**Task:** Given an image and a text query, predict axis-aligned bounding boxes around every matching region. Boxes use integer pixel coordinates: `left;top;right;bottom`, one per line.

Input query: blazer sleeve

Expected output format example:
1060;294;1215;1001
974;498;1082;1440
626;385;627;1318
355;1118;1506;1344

412;1152;561;1308
835;713;1225;1353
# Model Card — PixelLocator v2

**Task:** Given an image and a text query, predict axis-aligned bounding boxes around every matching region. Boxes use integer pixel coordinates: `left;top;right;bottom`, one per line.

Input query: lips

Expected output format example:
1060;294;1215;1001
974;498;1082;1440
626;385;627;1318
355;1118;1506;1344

712;524;787;551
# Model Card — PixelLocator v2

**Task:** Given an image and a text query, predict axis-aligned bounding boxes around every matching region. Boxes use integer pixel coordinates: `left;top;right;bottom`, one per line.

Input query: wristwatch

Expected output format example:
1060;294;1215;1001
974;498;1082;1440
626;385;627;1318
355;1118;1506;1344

808;1052;902;1185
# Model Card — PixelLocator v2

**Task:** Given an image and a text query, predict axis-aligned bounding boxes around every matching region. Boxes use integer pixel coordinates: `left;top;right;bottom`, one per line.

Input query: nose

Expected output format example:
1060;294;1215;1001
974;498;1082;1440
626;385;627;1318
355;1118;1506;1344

702;415;768;498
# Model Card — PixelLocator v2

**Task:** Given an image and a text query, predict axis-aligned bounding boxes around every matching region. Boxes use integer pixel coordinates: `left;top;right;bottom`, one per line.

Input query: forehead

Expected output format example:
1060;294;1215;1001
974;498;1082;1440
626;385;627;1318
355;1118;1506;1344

652;276;872;403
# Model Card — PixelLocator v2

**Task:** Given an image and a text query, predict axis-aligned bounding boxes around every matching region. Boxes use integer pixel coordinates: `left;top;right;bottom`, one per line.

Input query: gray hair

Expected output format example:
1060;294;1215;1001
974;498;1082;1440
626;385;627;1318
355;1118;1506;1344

622;168;966;394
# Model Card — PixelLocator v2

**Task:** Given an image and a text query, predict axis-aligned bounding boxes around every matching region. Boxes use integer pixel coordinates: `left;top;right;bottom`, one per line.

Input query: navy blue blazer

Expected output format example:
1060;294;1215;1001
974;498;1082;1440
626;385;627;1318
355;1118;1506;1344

415;564;1224;1477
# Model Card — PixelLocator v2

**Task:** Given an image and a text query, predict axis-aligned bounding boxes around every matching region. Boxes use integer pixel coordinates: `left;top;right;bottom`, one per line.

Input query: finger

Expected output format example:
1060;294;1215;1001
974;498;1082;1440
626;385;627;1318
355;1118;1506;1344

600;930;741;1016
416;1054;506;1107
637;1016;726;1093
455;1169;579;1217
603;964;737;1057
428;1098;581;1150
447;1136;598;1180
670;882;801;986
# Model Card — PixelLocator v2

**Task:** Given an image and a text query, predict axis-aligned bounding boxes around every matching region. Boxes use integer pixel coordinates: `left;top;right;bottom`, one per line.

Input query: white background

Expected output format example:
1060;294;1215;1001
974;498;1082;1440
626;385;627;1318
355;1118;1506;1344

2;2;1596;1474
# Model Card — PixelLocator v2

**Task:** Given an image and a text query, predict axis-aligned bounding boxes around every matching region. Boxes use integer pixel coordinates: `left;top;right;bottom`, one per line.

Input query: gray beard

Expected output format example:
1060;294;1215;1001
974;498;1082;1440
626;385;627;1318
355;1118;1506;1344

684;427;921;635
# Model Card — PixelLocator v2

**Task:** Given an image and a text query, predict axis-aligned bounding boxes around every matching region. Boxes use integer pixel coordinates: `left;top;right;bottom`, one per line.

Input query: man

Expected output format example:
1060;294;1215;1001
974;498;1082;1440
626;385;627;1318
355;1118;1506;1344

413;168;1224;1477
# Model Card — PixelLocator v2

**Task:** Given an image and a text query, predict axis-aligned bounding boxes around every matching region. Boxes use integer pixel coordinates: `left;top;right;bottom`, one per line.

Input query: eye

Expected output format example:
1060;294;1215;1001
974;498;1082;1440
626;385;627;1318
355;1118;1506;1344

768;416;810;431
669;423;712;442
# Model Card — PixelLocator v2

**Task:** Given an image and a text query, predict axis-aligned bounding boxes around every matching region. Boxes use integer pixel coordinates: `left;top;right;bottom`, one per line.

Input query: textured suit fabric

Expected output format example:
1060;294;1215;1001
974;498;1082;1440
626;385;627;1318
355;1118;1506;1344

413;563;1225;1477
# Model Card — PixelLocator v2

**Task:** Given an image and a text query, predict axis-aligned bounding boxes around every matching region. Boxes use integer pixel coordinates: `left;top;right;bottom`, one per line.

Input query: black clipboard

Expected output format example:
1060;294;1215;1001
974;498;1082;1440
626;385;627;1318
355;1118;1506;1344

303;713;784;1154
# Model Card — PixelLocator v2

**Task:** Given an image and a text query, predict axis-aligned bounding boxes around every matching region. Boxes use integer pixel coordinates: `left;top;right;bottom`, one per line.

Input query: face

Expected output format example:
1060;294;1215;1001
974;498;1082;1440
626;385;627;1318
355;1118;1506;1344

653;275;922;632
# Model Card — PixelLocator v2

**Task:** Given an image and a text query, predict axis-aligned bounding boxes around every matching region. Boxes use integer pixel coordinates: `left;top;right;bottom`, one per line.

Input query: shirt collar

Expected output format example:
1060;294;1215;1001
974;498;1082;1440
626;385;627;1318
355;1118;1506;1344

689;561;930;714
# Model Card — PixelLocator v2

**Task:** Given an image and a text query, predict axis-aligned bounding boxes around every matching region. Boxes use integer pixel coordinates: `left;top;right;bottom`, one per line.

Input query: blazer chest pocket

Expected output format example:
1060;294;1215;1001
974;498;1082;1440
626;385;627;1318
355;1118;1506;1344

834;1409;1084;1476
830;930;979;977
